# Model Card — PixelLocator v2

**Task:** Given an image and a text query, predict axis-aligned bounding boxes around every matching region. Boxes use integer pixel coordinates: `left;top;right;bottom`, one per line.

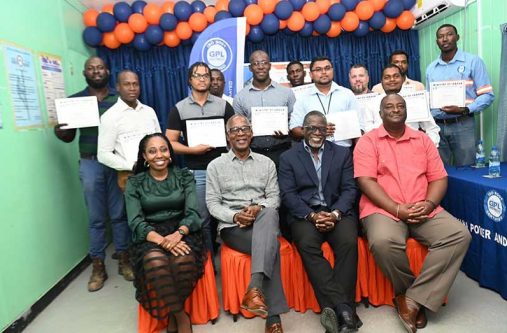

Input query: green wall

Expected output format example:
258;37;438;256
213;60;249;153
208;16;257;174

418;0;507;153
0;0;92;330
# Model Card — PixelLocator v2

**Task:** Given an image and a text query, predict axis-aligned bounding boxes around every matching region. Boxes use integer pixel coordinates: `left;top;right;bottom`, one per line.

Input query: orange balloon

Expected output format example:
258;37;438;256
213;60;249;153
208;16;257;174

330;0;341;3
144;3;162;25
189;12;208;32
302;2;320;22
245;23;251;36
381;17;397;33
279;19;287;29
101;4;114;14
316;0;331;14
215;0;230;12
164;31;180;47
355;1;374;21
287;11;305;31
327;21;342;37
103;32;121;49
258;0;278;14
128;13;148;33
341;12;359;32
176;22;193;40
244;4;264;26
114;23;135;44
161;1;175;14
83;9;99;27
396;10;415;30
204;6;217;23
368;0;386;11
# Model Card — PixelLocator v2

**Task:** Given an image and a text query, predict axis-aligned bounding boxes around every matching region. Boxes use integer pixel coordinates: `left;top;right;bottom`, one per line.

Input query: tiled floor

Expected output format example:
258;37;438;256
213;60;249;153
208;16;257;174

24;246;507;333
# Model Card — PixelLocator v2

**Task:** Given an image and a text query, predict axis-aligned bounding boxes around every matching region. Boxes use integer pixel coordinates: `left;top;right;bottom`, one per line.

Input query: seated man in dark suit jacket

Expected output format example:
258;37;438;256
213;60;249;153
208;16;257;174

278;111;360;333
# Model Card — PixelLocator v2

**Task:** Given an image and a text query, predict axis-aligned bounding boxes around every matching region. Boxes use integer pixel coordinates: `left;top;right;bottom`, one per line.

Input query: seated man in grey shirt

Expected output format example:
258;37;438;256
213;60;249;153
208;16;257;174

206;114;288;333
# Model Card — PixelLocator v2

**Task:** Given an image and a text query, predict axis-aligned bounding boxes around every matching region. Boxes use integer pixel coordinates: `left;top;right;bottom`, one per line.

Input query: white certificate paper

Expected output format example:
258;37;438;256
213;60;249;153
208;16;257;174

326;110;362;141
291;83;314;100
55;96;100;129
429;80;466;109
186;118;226;148
401;91;431;122
251;106;288;136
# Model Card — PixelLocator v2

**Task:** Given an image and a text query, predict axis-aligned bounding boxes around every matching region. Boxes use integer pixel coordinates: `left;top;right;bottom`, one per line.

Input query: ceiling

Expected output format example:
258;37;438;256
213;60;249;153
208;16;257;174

79;0;217;10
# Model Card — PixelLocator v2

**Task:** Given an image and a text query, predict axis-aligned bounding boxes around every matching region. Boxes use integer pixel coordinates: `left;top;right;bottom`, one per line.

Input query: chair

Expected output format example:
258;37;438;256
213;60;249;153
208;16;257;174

137;252;219;333
220;236;294;321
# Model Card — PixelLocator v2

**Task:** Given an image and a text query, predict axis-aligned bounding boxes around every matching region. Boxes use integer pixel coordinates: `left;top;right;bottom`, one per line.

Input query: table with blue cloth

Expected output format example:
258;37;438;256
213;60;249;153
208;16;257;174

441;163;507;299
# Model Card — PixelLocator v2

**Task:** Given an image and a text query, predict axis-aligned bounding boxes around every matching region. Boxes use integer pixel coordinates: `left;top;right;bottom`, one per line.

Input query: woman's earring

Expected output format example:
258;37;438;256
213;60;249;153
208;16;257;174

144;160;150;168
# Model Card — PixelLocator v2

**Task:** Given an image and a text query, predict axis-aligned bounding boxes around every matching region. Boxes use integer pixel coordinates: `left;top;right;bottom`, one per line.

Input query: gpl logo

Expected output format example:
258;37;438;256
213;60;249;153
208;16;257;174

484;190;505;222
202;38;233;72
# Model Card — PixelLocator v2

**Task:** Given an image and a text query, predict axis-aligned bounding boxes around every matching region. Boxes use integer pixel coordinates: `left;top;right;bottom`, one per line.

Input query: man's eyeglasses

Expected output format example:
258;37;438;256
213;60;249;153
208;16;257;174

191;73;210;80
228;126;252;134
311;66;333;73
251;60;269;67
303;126;327;134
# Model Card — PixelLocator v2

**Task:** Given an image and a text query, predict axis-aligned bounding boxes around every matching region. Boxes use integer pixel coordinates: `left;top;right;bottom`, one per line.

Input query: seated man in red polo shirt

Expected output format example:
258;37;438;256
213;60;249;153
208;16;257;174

353;93;471;333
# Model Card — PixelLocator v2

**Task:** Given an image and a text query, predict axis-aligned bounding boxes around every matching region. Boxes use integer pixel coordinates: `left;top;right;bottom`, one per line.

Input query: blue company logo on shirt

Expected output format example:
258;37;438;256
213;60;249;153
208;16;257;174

457;65;465;73
202;38;233;72
484;190;505;222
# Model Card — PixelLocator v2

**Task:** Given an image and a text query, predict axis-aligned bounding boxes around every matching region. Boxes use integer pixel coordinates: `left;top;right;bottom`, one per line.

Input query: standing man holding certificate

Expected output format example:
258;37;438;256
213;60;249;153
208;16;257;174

426;24;494;166
234;50;296;167
166;61;234;257
372;50;425;94
54;57;133;292
290;56;362;148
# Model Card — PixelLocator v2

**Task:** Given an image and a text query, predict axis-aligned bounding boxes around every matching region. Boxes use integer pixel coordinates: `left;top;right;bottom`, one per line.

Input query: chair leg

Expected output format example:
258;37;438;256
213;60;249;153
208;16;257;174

233;314;238;322
211;318;217;325
362;297;370;308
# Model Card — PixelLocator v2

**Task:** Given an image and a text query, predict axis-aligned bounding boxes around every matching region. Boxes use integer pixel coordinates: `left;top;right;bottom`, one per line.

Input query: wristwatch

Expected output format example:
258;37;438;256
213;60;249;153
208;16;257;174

331;210;342;221
178;228;187;236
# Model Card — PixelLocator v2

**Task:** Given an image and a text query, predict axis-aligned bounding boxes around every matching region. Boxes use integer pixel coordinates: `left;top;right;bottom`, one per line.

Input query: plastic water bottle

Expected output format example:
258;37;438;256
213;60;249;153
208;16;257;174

488;146;501;177
475;140;486;167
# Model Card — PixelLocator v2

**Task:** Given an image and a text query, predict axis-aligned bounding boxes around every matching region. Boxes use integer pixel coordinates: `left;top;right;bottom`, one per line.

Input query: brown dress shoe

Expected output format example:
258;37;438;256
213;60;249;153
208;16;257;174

240;287;268;318
394;295;420;333
265;322;283;333
118;251;135;281
88;258;108;292
416;307;427;329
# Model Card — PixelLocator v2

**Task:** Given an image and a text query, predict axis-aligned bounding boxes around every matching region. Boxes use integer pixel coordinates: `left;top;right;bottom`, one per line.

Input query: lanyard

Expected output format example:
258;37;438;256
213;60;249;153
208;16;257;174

316;91;333;115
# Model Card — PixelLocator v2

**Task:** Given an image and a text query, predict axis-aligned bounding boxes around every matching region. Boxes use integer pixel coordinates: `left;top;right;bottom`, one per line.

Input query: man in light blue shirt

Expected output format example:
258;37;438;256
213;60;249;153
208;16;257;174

290;56;362;147
426;24;494;166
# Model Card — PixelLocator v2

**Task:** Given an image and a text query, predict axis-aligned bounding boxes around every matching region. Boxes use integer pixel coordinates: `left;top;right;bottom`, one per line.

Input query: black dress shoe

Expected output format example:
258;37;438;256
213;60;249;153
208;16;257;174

337;310;360;333
320;307;339;333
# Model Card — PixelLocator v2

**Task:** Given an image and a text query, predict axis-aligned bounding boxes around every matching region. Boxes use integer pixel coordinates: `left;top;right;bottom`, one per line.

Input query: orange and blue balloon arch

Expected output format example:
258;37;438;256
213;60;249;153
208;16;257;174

83;0;417;51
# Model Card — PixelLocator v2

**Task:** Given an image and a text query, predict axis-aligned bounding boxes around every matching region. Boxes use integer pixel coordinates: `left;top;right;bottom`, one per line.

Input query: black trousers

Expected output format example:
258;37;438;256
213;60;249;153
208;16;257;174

290;214;358;309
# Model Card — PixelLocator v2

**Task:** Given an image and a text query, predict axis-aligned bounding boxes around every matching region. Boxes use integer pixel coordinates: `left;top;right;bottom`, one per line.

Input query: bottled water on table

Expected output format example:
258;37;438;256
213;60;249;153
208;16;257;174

475;140;486;167
488;146;500;177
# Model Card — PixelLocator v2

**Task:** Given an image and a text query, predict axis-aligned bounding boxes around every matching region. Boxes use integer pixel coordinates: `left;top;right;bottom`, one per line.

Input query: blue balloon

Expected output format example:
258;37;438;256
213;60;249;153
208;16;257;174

369;12;386;30
341;0;358;11
260;14;279;35
191;0;207;13
182;36;194;46
191;32;201;43
131;0;147;14
245;0;258;4
96;13;116;32
402;0;417;10
113;2;132;22
215;10;232;21
283;27;296;35
275;1;294;20
160;13;178;31
248;26;265;43
314;15;331;34
133;33;151;51
229;0;246;17
174;1;193;21
384;0;404;18
289;0;306;11
353;21;369;37
83;27;102;47
145;25;163;45
299;22;313;37
328;3;346;21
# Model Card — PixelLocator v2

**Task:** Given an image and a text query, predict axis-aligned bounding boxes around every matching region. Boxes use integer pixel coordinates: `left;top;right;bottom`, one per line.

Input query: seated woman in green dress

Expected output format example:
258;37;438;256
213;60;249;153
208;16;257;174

125;133;206;333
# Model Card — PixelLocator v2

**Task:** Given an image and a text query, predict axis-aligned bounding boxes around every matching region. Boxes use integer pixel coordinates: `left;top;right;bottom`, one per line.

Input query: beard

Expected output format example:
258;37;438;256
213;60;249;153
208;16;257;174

86;74;109;89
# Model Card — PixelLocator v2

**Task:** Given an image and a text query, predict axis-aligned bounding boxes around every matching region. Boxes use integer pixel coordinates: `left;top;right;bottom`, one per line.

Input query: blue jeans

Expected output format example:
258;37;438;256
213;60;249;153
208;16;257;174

437;116;476;166
79;158;130;260
191;169;214;256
